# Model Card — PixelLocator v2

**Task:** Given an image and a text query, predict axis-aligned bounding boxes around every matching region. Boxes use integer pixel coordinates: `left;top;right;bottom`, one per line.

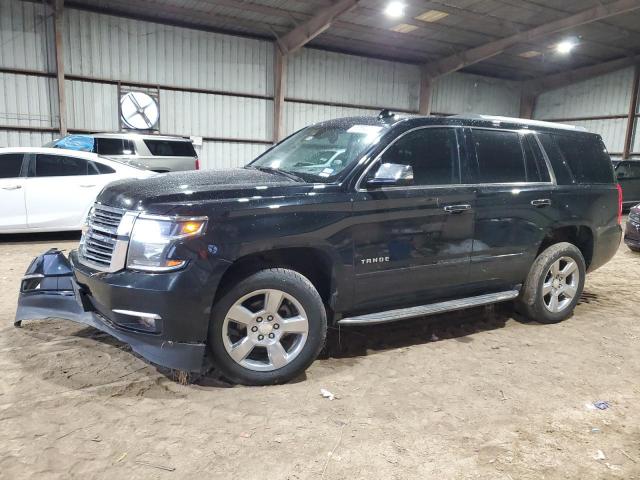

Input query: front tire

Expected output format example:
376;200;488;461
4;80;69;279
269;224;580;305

208;268;327;385
517;242;586;324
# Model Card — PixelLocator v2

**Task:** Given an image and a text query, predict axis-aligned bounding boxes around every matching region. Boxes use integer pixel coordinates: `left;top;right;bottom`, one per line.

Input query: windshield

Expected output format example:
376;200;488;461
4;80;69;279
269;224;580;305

249;122;387;182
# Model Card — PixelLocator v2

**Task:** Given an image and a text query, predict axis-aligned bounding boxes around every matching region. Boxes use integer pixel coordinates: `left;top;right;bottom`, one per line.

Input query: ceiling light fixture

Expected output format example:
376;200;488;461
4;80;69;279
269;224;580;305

556;40;577;54
385;1;405;18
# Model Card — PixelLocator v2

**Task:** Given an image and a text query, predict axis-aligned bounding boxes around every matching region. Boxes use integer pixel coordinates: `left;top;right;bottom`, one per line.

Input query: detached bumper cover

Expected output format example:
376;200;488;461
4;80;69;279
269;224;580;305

15;249;206;372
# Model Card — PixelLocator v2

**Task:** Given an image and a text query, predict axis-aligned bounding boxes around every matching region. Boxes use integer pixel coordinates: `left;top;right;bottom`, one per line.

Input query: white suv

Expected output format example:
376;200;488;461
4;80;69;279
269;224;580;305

47;133;199;172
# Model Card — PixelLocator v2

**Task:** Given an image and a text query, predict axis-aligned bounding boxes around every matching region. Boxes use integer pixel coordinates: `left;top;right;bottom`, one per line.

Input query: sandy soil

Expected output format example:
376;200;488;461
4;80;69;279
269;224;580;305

0;230;639;480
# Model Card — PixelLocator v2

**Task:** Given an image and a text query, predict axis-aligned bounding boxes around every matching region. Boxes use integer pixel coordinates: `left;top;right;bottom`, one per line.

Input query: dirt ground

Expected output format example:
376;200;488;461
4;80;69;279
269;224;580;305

1;229;639;480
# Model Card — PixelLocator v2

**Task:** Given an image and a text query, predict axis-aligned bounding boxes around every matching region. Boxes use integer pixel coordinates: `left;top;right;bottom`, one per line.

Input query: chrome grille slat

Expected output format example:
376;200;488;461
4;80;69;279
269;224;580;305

79;203;130;272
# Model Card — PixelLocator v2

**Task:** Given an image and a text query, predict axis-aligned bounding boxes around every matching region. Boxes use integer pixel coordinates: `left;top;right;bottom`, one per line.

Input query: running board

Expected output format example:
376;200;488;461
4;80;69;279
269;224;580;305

338;290;520;326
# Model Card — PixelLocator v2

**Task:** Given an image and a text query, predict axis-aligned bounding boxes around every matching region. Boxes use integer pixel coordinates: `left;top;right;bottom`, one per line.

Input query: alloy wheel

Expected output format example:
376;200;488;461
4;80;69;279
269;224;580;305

542;256;580;313
222;289;309;371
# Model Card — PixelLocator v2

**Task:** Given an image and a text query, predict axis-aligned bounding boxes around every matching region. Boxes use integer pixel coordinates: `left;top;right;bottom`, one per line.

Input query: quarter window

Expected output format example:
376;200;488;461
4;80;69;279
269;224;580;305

472;129;527;183
95;138;135;156
88;161;116;175
0;153;24;178
369;128;460;186
143;139;196;157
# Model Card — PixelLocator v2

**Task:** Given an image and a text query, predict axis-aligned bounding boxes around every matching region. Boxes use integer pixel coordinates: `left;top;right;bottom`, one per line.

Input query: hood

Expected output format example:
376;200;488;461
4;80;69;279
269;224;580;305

97;168;304;213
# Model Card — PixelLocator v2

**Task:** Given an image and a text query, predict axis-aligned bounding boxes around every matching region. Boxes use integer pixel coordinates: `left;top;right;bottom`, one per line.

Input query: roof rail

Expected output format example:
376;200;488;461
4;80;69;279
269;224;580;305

450;114;589;132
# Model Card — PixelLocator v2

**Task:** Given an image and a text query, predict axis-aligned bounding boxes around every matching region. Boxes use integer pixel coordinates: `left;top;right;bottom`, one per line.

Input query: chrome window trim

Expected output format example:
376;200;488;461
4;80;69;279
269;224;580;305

355;125;556;193
355;125;463;192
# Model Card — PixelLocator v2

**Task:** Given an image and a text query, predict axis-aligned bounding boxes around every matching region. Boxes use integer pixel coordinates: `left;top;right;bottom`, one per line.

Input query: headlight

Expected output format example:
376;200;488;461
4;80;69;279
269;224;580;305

126;216;207;272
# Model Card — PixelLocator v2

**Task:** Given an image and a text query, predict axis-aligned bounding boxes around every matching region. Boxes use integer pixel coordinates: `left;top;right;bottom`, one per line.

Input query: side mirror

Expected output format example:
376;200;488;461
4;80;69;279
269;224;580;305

365;163;414;188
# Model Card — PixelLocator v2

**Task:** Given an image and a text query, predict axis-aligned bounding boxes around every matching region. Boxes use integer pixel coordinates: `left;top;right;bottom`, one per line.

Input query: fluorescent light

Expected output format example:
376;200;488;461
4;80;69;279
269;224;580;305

519;50;541;58
385;1;405;18
390;23;418;33
415;10;449;22
556;40;577;54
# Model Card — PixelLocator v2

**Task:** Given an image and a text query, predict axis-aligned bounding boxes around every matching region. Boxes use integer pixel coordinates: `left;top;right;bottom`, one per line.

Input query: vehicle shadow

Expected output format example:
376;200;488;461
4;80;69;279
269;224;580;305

0;231;81;245
321;304;513;360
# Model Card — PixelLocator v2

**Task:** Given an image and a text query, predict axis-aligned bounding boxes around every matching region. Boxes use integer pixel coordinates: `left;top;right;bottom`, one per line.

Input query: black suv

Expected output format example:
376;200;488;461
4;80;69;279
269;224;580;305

16;113;622;385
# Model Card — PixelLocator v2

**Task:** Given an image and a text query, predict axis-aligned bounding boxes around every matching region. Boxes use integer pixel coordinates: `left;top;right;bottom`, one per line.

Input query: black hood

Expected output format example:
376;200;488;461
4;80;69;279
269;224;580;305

98;168;303;213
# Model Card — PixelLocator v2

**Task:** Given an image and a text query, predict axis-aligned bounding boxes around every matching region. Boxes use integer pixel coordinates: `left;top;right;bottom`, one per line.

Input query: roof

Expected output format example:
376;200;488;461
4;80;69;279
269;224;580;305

66;0;640;81
88;133;192;141
0;147;101;160
319;113;594;135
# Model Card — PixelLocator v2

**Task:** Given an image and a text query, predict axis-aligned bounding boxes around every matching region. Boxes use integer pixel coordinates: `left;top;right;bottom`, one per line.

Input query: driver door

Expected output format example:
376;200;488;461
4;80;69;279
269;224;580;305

350;127;476;311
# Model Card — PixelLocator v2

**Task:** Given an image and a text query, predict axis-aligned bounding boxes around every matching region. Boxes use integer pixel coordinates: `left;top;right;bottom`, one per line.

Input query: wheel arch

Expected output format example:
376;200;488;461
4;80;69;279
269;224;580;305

536;224;594;270
214;246;339;308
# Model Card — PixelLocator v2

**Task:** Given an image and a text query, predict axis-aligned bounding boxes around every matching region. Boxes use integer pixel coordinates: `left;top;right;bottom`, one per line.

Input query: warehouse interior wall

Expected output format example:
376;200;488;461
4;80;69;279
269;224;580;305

534;67;637;156
1;0;522;169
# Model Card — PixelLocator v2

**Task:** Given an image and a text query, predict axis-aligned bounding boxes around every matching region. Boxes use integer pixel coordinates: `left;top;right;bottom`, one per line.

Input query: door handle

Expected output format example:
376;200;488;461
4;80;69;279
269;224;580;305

1;185;22;190
79;184;96;188
443;204;472;214
531;198;551;208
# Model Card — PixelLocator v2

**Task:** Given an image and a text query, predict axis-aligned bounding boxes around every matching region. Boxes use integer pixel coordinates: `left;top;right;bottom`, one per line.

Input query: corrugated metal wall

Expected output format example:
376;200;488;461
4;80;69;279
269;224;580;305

1;0;522;162
432;73;521;117
535;67;635;154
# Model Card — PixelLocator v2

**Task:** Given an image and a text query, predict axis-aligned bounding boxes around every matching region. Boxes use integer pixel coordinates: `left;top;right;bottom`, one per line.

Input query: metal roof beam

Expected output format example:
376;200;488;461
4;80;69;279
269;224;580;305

277;0;360;55
423;0;640;78
524;55;640;94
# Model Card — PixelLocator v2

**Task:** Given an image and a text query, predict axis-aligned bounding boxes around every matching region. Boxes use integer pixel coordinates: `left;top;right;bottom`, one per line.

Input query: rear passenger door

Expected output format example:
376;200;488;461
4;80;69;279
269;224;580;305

138;139;197;172
25;154;102;229
466;128;556;291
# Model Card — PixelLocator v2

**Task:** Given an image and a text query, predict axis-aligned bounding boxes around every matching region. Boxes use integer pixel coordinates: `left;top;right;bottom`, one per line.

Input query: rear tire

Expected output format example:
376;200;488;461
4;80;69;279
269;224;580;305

517;242;586;324
628;245;640;253
208;268;327;386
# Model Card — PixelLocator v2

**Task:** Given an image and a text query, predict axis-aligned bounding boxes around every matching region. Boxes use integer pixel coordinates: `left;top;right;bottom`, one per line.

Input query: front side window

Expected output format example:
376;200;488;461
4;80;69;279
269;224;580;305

615;162;640;179
366;127;460;186
33;154;89;177
472;129;527;183
250;122;388;183
0;153;24;178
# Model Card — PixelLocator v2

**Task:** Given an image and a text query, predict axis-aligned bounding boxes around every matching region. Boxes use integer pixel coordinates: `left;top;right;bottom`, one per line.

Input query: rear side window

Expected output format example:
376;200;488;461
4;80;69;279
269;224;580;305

143;139;196;157
0;153;24;178
539;133;614;184
522;135;551;183
33;155;89;176
95;138;135;156
472;129;527;183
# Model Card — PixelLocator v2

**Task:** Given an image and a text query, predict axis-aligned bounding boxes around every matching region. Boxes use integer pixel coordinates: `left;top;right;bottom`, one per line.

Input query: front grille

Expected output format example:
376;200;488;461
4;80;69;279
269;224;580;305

80;204;127;271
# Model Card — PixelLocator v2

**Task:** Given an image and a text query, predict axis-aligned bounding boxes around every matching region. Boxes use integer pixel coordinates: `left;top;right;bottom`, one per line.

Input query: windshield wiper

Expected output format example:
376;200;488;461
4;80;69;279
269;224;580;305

249;165;305;183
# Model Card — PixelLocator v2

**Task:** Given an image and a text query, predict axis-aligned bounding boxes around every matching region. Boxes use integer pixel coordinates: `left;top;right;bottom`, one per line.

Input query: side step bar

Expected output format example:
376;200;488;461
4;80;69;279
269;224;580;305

338;290;520;326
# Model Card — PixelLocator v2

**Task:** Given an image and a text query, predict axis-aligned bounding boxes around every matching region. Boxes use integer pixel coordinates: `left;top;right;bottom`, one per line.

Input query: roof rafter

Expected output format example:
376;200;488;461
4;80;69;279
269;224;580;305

277;0;360;55
424;0;640;78
524;55;640;94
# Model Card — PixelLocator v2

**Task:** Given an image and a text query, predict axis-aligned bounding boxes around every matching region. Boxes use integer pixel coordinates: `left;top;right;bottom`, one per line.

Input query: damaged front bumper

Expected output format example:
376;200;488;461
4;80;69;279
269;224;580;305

15;249;207;372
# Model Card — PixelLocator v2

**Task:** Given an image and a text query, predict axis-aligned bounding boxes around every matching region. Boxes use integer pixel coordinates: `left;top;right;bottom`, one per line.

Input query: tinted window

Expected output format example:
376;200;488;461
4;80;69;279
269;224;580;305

615;162;640;179
95;138;135;156
371;128;460;186
0;153;24;178
540;133;614;185
143;139;196;157
537;133;574;185
88;161;115;175
522;135;551;183
34;155;89;177
472;129;526;183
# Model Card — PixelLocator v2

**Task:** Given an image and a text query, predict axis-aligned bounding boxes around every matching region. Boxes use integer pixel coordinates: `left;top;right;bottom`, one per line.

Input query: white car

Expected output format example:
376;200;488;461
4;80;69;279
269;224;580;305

0;147;155;233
